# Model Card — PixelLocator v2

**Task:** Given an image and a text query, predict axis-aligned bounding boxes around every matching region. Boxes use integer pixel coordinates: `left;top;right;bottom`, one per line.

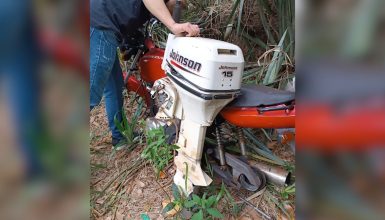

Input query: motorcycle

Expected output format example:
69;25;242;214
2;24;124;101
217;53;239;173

120;10;295;195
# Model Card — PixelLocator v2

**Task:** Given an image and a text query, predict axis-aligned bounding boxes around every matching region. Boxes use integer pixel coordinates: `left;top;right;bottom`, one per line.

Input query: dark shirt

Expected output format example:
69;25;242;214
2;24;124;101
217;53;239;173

90;0;151;39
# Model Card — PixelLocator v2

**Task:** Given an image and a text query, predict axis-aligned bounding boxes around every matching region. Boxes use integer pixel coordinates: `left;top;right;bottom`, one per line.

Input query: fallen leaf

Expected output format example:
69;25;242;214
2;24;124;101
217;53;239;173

267;141;277;149
136;188;143;197
137;180;146;188
95;145;108;150
159;171;167;179
144;204;151;212
90;116;95;123
162;199;180;217
96;198;104;205
281;132;295;144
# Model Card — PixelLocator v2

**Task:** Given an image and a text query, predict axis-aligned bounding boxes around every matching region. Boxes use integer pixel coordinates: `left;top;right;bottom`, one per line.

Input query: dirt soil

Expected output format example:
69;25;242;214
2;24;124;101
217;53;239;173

90;94;295;220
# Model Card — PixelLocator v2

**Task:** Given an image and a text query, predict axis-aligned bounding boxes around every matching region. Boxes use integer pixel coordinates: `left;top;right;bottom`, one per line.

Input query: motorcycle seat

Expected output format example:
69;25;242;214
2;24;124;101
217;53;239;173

228;84;294;107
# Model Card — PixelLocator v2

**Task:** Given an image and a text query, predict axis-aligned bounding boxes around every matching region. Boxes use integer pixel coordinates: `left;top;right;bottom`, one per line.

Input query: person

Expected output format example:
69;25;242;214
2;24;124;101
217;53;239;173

90;0;200;146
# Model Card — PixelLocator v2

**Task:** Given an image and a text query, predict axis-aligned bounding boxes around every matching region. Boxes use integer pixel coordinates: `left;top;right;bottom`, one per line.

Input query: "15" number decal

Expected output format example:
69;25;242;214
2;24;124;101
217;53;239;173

222;71;233;78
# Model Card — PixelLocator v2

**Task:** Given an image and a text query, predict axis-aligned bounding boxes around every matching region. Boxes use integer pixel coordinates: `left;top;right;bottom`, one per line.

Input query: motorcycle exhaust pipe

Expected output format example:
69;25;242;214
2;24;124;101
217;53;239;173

249;161;291;187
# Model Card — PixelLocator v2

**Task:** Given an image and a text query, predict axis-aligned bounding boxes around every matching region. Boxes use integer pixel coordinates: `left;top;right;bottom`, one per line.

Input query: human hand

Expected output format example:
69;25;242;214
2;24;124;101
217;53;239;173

169;22;200;37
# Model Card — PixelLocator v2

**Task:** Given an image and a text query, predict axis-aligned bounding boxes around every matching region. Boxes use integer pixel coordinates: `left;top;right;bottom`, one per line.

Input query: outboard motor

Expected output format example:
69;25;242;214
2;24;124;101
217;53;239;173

151;33;244;194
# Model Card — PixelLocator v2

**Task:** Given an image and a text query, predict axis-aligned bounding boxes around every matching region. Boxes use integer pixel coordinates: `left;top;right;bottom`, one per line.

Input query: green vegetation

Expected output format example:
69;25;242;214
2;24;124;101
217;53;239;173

114;99;143;150
163;182;239;220
141;127;179;176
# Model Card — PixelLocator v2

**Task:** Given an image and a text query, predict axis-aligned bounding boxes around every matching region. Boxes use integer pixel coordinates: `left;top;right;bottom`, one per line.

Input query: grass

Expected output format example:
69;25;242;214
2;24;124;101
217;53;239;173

141;127;179;177
281;183;295;200
91;156;147;217
113;98;144;150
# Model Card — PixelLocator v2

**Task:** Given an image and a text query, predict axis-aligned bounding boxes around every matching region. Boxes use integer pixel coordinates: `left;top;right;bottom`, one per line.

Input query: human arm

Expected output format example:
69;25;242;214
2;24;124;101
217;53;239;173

142;0;199;36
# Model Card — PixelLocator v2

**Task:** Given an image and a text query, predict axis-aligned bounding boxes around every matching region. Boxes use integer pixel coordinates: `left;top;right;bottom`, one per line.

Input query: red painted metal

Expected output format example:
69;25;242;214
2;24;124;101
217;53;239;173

39;29;89;80
125;75;151;106
220;105;295;128
296;104;385;149
139;47;166;84
144;38;156;49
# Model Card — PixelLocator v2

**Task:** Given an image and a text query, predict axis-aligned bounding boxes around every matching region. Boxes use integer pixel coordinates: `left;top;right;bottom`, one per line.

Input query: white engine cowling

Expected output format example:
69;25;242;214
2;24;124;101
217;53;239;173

162;34;244;92
161;34;244;125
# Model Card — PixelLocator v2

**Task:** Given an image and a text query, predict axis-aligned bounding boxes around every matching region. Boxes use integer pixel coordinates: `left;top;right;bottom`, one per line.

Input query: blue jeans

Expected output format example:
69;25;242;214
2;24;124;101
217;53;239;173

1;0;43;179
90;27;124;141
2;41;42;179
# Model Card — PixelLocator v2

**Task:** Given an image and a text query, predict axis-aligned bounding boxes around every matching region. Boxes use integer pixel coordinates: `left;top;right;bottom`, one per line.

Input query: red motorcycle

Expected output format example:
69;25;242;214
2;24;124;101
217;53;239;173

120;19;295;192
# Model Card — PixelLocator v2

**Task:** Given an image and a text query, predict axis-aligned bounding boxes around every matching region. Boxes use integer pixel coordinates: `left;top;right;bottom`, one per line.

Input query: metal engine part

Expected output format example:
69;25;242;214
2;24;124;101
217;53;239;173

249;161;291;187
207;148;266;192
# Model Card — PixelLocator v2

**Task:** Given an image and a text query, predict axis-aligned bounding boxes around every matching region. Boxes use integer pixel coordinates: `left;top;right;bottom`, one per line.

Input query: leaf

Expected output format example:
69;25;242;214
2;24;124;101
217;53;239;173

201;192;208;209
215;183;225;204
223;184;235;204
140;213;151;220
114;115;124;133
191;210;203;220
284;183;295;194
256;0;276;45
224;0;241;40
244;128;272;153
242;31;268;50
144;126;176;177
172;184;181;200
242;129;285;166
263;29;288;85
162;202;175;214
192;194;201;205
134;100;143;118
225;0;241;30
202;192;207;201
236;0;245;36
184;200;196;208
207;208;224;219
158;170;167;179
121;109;129;132
206;195;217;208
